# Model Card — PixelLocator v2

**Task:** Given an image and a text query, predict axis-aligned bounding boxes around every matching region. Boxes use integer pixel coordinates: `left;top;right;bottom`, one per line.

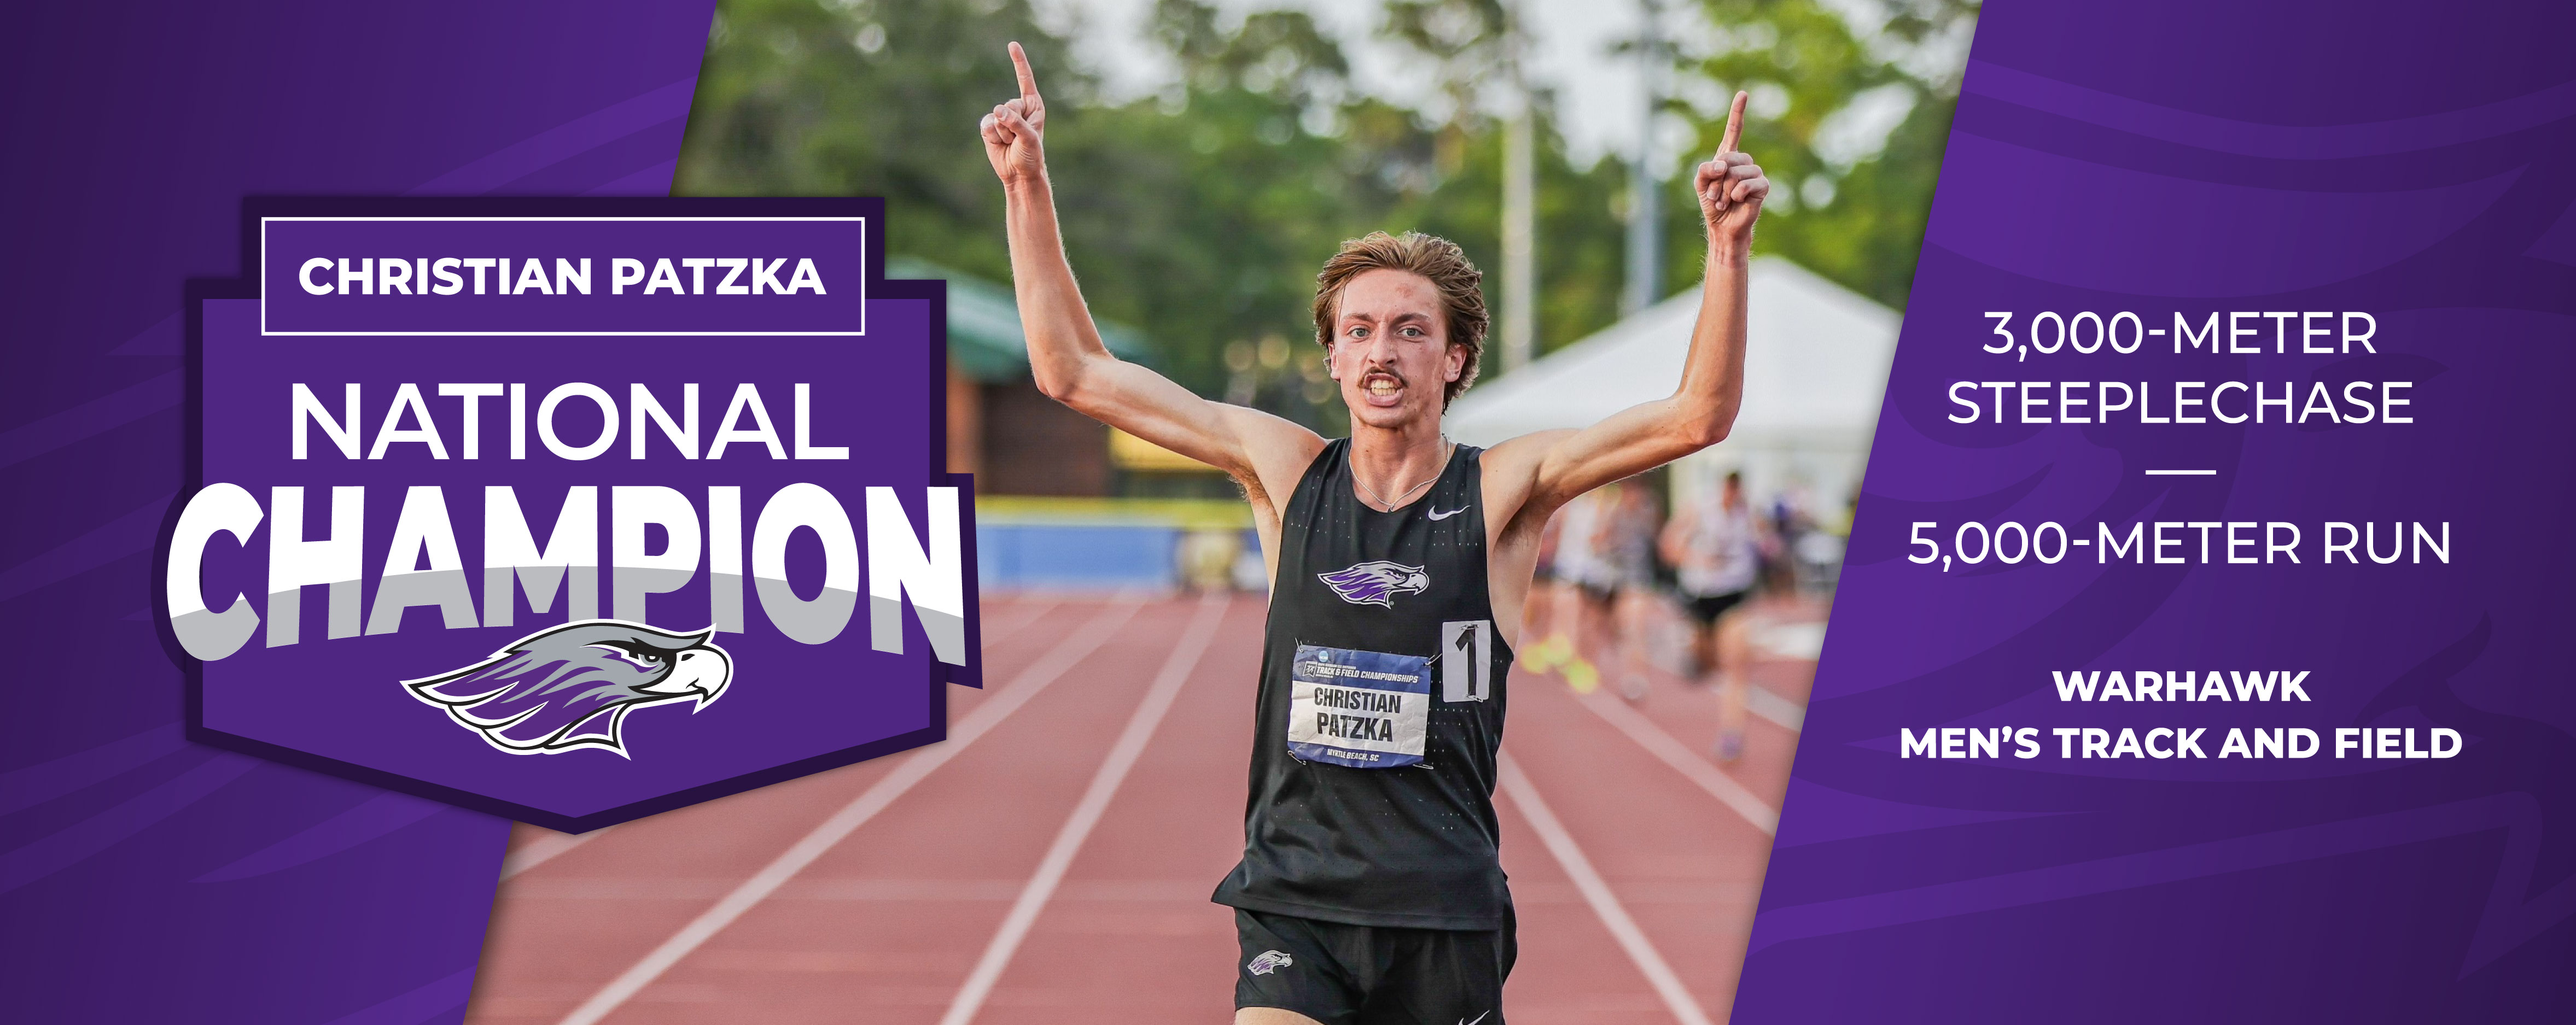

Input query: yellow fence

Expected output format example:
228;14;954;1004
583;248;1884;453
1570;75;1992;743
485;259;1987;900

974;495;1252;530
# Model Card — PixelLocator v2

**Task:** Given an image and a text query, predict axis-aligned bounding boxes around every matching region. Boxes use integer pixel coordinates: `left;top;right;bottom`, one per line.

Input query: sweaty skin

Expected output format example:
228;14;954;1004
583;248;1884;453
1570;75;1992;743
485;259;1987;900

980;41;1767;1024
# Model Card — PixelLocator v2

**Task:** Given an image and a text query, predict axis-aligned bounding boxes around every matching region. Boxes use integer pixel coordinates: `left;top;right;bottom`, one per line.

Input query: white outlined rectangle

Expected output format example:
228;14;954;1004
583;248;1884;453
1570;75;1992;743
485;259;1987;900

259;216;869;337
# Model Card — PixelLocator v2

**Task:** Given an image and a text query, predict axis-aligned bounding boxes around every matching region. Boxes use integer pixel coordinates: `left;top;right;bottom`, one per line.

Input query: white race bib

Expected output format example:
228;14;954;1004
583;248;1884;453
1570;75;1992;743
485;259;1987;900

1287;644;1430;769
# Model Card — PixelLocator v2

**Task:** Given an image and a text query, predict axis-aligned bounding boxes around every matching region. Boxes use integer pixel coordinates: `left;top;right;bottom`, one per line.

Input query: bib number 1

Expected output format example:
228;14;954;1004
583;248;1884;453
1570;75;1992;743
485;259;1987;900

1442;619;1491;702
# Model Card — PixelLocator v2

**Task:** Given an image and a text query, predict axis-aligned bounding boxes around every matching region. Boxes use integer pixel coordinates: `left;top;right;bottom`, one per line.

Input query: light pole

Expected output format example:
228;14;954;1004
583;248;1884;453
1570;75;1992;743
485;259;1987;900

1622;0;1666;318
1500;2;1536;373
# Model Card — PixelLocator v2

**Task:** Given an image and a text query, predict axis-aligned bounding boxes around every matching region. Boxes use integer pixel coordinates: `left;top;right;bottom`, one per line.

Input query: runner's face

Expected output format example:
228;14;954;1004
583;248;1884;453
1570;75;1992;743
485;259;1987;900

1328;268;1464;431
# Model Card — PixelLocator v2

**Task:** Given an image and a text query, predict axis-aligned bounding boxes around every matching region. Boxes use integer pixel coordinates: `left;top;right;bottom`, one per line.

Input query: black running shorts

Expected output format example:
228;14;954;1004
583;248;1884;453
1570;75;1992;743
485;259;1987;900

1685;589;1749;626
1233;907;1514;1025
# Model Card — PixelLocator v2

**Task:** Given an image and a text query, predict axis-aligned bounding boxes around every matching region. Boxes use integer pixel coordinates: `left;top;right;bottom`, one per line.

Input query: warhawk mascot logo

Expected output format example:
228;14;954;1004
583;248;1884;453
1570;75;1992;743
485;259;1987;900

403;620;733;757
1317;560;1430;607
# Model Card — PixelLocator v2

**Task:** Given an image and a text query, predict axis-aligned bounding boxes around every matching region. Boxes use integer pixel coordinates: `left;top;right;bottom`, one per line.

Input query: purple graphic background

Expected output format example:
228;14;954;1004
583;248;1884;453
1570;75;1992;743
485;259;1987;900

1739;1;2576;1020
263;217;872;336
0;2;715;1022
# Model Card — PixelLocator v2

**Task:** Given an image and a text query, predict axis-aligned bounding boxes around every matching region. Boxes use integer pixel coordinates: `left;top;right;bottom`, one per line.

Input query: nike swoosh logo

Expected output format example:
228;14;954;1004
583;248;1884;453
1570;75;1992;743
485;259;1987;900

1427;505;1470;520
1459;1012;1490;1025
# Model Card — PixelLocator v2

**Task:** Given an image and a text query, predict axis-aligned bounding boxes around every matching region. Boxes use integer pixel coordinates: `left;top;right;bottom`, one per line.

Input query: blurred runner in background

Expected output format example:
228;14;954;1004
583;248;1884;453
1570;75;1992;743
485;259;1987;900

1703;555;1805;762
1517;499;1570;673
1764;484;1813;587
1525;480;1660;699
1521;487;1608;692
1664;472;1762;758
1600;480;1663;702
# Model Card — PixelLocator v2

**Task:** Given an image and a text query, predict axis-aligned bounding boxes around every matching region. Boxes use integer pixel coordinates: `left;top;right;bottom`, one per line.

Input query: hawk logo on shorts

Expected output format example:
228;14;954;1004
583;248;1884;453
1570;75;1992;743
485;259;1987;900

1246;950;1294;975
404;620;733;758
1318;560;1430;607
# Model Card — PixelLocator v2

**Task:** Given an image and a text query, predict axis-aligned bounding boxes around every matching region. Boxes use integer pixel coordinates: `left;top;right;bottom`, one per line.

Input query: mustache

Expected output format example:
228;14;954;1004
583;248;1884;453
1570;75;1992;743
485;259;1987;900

1357;367;1407;386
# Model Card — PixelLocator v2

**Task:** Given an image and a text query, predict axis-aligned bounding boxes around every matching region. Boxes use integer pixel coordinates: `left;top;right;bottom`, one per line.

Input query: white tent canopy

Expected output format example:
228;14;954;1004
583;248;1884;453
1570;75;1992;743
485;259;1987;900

1444;257;1900;519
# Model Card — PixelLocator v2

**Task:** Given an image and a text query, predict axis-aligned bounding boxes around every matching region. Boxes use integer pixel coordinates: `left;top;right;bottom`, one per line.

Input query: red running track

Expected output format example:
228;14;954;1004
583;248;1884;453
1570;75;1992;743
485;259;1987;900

463;592;1812;1024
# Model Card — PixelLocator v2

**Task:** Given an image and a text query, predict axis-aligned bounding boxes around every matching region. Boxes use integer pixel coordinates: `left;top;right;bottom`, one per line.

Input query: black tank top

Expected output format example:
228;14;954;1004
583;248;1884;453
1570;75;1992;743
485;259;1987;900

1211;438;1515;930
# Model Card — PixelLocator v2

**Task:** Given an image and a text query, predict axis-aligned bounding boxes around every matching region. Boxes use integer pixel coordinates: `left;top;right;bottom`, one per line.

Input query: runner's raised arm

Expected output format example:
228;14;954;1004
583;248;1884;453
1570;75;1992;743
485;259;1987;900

980;42;1323;516
1479;91;1769;527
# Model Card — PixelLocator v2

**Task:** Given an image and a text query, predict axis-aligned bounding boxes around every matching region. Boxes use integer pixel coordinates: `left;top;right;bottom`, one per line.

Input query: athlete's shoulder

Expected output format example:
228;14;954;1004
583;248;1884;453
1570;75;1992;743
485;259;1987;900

1230;420;1333;519
1295;436;1347;483
1472;429;1572;523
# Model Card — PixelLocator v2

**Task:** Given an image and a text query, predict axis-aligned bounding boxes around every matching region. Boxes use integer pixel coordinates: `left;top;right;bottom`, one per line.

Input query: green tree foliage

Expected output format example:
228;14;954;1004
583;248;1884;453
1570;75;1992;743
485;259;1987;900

1673;0;1976;309
675;0;1965;426
678;0;1088;281
1371;0;1631;365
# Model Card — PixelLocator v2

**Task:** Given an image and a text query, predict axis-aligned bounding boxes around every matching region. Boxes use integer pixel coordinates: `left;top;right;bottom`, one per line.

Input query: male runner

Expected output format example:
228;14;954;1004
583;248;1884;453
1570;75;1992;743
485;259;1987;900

980;42;1768;1025
1664;471;1763;758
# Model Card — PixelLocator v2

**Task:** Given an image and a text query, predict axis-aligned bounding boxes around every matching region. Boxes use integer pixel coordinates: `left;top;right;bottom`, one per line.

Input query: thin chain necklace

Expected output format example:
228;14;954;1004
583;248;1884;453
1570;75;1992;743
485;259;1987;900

1354;439;1453;511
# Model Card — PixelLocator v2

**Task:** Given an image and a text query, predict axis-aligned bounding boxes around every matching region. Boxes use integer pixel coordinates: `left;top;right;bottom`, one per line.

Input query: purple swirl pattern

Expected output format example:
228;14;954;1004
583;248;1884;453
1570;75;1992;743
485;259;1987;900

0;2;713;1022
1735;2;2576;1020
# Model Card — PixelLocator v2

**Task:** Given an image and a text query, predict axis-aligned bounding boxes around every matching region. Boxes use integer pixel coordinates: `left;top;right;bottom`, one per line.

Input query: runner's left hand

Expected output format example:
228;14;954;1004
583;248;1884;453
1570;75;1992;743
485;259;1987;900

1694;91;1769;253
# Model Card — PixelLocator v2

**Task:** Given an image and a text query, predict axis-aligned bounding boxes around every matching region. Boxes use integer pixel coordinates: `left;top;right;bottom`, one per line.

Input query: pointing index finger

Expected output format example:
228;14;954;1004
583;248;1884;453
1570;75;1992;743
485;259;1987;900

1717;90;1747;155
1009;41;1040;100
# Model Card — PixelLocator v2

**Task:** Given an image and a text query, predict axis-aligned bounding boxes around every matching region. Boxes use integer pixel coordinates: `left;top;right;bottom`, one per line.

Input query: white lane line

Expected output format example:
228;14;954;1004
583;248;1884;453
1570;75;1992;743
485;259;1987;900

937;590;1232;1025
1746;687;1805;733
1497;755;1715;1025
554;597;1149;1025
506;600;1065;885
500;827;611;880
2143;469;2215;476
1573;689;1779;836
980;597;1063;647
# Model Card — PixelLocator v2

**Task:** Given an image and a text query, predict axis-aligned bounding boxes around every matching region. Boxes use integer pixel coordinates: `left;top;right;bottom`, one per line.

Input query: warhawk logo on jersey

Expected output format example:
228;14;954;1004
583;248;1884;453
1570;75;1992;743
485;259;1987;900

1246;950;1295;975
1318;560;1430;607
404;620;733;757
